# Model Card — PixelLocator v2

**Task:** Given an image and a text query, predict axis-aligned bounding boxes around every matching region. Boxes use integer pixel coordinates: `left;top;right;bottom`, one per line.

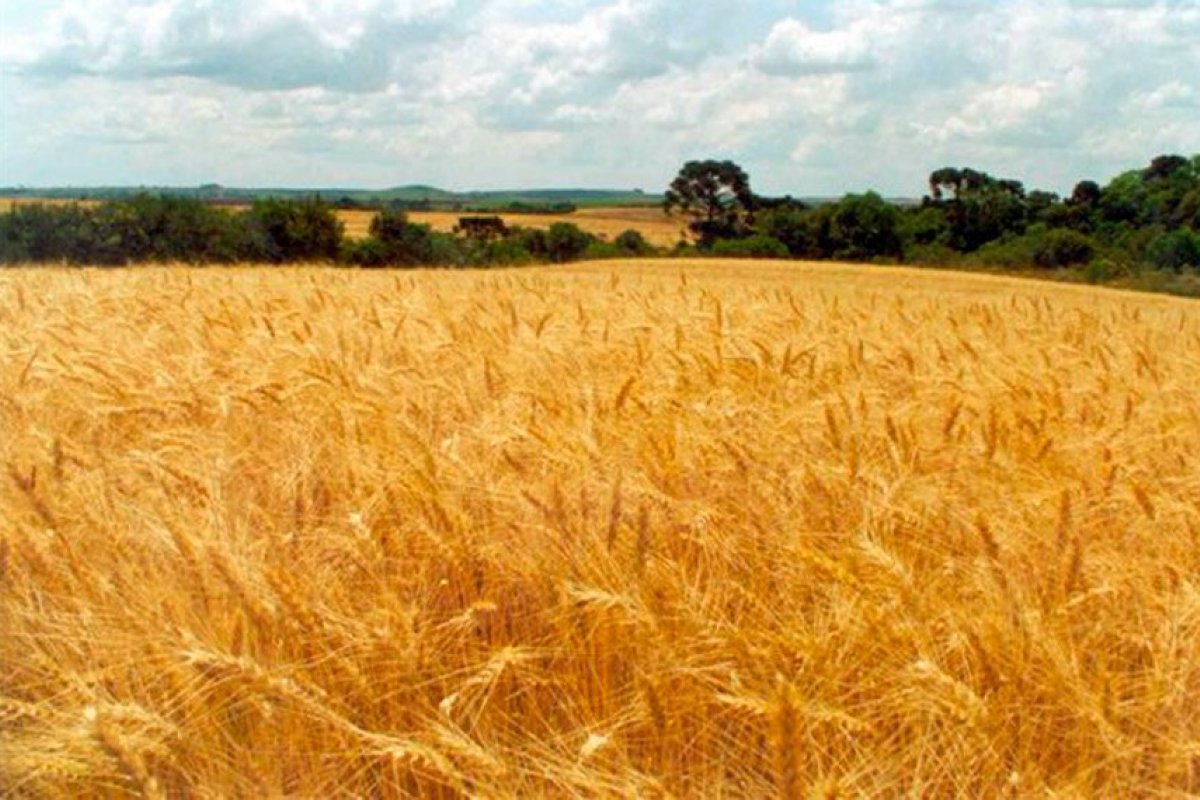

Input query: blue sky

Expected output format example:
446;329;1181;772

0;0;1197;195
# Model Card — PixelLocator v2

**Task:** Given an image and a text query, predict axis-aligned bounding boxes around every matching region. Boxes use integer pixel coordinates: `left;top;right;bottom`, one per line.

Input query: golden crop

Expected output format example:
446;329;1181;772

2;261;1198;797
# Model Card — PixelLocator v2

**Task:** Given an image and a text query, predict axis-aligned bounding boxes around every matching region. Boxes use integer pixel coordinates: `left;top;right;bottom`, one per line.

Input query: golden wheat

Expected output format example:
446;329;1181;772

1;260;1198;797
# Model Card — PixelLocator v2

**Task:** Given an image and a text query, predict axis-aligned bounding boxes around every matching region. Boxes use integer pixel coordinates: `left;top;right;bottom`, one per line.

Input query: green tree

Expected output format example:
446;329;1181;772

710;234;789;259
545;223;593;263
825;192;903;260
757;207;816;258
1032;229;1097;269
1148;229;1200;272
248;197;343;262
664;160;756;247
370;209;437;265
613;229;652;255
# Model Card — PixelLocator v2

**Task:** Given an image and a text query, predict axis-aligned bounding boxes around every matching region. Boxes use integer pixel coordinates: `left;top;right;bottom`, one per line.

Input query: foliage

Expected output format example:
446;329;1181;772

545;222;595;263
1147;228;1200;272
0;196;257;265
710;234;789;259
2;152;1198;288
613;229;653;255
1032;228;1098;269
368;209;438;266
822;192;903;260
246;197;344;263
658;152;1198;284
664;160;756;247
757;207;816;258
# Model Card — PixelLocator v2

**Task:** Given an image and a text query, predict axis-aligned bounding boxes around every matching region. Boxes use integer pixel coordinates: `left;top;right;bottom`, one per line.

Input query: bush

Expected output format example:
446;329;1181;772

505;227;548;259
613;229;653;255
583;241;623;260
710;235;789;259
545;223;594;263
368;209;438;266
428;233;465;267
826;192;903;260
0;196;257;265
1083;258;1127;284
246;197;343;262
971;234;1038;269
0;203;95;263
1032;229;1097;269
474;238;537;266
1147;229;1200;272
341;236;390;267
758;208;816;257
904;243;960;266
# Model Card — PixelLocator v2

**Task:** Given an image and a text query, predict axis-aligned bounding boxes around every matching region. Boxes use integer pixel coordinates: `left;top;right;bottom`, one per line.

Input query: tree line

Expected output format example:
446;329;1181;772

664;154;1200;285
2;153;1197;293
0;197;651;268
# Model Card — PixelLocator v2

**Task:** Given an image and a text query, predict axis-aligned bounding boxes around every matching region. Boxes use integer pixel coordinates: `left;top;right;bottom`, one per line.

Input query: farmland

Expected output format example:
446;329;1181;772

2;261;1199;797
339;206;686;247
0;197;688;252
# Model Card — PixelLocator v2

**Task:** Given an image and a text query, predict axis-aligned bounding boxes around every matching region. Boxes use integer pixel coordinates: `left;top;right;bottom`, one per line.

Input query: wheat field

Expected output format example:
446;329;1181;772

2;260;1198;797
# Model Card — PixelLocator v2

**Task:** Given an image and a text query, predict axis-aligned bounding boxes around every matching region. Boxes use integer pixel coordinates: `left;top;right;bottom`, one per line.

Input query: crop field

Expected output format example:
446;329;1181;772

0;199;687;249
2;261;1199;797
0;197;100;212
339;207;688;247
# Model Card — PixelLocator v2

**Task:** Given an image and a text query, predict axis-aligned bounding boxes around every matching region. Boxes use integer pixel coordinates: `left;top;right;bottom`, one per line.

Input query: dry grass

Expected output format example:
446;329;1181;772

339;207;688;246
2;260;1198;797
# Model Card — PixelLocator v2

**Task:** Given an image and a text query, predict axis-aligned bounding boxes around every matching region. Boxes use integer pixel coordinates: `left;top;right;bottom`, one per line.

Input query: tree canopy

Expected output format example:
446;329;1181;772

664;160;756;246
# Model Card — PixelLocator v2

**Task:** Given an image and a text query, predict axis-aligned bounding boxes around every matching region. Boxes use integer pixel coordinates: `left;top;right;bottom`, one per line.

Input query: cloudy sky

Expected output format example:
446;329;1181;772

0;0;1197;195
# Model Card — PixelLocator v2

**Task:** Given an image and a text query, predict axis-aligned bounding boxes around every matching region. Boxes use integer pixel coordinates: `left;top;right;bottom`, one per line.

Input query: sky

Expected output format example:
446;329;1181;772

0;0;1197;196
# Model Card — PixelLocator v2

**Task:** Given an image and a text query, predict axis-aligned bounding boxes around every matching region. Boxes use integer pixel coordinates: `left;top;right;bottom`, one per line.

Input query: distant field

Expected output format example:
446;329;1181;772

0;197;689;248
340;206;688;246
2;260;1198;796
0;197;99;211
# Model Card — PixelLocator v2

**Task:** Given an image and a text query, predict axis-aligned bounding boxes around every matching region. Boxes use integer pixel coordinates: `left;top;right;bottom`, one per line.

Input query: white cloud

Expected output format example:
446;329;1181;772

1;0;1197;194
16;0;460;91
753;18;874;75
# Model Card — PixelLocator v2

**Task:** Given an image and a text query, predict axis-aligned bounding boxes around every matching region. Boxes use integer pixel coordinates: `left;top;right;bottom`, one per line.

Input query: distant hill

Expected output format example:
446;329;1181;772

0;184;663;209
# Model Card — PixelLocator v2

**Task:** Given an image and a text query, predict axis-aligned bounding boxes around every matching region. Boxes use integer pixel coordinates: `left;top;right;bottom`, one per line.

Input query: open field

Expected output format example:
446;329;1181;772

0;197;688;247
2;260;1199;796
0;197;101;211
340;207;688;246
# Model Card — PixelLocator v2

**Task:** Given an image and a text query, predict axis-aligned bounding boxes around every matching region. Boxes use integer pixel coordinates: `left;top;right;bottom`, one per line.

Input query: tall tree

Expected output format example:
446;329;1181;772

664;160;755;246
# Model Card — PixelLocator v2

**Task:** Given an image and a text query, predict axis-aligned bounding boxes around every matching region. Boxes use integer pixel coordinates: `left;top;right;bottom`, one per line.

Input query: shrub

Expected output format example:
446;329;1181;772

429;232;466;267
0;203;95;263
341;236;390;267
757;208;815;258
1032;229;1097;269
246;197;343;262
369;209;438;266
904;243;960;266
475;238;537;266
584;241;623;260
545;223;594;263
1083;258;1126;284
970;234;1038;269
1147;229;1200;272
826;192;904;260
710;234;789;259
613;229;652;255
